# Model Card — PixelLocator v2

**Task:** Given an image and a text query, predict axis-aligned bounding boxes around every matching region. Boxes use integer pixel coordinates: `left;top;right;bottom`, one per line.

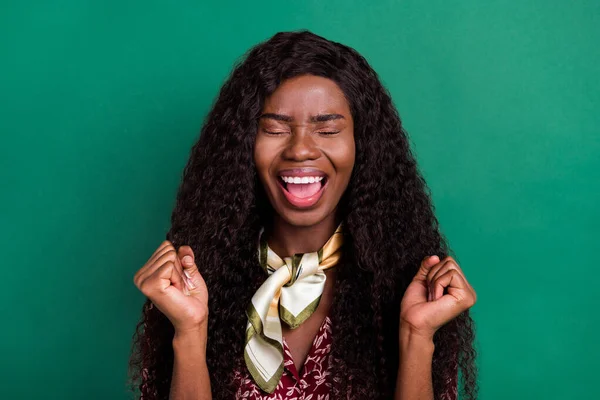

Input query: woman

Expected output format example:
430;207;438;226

129;30;477;400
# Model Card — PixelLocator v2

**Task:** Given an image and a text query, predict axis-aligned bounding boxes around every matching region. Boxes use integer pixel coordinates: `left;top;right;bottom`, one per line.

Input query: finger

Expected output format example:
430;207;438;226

147;242;176;268
427;276;476;329
140;261;187;316
432;257;475;294
178;246;208;298
427;259;460;299
433;260;474;300
427;257;472;301
152;240;173;258
426;257;463;284
414;255;440;282
170;252;186;292
432;269;469;302
135;249;179;288
429;277;477;328
134;242;175;284
177;245;202;290
143;259;185;296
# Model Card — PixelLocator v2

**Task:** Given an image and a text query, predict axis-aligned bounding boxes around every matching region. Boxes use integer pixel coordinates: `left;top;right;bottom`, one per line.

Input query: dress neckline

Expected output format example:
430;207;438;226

281;315;332;380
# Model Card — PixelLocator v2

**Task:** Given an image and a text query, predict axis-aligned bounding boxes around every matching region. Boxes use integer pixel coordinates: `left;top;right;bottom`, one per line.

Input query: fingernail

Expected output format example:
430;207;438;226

182;256;193;266
185;275;196;289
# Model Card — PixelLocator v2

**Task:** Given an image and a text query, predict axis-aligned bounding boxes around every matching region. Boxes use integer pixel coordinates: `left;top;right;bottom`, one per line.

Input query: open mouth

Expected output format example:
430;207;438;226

276;175;329;208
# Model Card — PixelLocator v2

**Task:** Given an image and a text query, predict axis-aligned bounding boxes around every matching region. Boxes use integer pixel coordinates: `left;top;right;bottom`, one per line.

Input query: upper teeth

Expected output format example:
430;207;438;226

281;176;324;184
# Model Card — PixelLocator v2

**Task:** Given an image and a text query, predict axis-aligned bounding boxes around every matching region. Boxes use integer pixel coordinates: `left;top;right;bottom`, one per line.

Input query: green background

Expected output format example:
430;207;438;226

1;1;598;399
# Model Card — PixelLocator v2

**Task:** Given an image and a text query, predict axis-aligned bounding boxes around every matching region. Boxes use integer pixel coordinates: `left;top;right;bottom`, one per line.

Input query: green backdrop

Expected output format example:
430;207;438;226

1;1;598;399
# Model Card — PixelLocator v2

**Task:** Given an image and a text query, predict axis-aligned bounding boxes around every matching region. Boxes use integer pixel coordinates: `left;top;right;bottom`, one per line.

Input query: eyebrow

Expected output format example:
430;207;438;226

259;113;345;123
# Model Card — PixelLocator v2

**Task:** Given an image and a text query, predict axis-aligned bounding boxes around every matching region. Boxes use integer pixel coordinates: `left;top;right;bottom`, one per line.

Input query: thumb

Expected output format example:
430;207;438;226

414;255;440;282
177;245;203;291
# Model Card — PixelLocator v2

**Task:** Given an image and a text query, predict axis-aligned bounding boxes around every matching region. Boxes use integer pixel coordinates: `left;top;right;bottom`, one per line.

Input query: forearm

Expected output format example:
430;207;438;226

170;324;212;400
394;324;435;400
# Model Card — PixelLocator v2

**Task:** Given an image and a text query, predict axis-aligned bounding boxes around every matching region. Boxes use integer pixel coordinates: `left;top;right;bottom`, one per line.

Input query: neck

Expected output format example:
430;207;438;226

266;212;340;258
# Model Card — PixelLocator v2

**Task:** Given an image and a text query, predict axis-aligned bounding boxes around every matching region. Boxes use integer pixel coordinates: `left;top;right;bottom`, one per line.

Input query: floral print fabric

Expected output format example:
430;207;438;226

234;314;458;399
235;316;333;400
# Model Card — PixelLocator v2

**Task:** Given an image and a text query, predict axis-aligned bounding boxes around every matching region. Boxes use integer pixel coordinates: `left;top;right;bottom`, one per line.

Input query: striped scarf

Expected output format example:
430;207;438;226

243;223;343;393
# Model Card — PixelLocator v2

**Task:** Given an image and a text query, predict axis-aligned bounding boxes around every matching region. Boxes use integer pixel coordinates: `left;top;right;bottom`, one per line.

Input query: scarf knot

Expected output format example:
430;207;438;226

243;223;343;393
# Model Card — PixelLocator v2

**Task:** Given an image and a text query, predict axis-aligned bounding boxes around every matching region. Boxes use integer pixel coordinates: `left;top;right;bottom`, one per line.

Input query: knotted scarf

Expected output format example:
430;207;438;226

243;223;343;393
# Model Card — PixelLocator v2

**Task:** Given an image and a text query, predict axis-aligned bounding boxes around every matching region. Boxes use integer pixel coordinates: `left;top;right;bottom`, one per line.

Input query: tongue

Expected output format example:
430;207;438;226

286;182;322;198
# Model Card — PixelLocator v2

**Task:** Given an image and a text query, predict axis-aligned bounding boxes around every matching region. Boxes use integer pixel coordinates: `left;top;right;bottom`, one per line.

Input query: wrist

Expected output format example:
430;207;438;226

400;322;435;353
173;322;208;352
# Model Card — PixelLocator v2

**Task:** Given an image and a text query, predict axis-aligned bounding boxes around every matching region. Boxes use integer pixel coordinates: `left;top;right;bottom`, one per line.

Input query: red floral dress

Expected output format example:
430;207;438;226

233;315;458;400
234;316;333;399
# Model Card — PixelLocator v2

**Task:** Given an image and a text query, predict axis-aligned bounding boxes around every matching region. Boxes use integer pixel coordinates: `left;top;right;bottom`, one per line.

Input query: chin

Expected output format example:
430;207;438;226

276;206;336;228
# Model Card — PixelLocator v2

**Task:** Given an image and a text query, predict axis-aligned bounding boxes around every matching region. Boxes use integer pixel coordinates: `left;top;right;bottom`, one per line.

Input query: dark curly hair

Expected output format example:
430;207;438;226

128;30;477;399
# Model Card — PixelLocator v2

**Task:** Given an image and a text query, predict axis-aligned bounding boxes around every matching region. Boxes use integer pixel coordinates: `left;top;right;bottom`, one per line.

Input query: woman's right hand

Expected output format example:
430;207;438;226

133;240;209;334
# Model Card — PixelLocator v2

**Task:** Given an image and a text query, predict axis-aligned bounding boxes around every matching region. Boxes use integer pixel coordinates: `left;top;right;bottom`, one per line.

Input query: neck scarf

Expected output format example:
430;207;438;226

244;223;343;393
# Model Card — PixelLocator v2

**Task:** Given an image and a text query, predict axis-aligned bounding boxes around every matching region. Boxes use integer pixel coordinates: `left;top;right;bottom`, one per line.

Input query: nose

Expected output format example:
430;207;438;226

282;131;320;161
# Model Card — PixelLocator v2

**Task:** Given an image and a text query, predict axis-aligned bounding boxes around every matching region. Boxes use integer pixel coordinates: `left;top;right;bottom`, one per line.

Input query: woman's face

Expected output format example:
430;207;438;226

254;74;355;228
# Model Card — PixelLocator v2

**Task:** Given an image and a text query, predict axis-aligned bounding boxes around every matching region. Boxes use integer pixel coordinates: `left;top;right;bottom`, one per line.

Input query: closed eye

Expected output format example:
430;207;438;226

263;130;289;135
317;131;340;135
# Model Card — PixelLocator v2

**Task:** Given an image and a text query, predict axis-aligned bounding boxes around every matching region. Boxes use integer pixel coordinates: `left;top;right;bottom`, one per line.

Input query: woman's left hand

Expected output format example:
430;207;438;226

400;255;477;340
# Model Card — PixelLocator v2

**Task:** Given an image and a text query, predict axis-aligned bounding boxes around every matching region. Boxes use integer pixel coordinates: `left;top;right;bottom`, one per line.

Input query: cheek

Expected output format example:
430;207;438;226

254;138;280;188
253;141;268;176
332;138;356;177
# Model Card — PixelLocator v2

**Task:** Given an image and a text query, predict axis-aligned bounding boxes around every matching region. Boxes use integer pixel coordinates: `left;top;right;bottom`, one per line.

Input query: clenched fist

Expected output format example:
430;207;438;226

133;240;209;334
400;255;477;340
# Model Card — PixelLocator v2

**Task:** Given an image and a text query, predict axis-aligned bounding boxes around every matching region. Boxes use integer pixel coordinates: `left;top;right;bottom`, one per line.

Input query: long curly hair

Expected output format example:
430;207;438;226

128;30;477;399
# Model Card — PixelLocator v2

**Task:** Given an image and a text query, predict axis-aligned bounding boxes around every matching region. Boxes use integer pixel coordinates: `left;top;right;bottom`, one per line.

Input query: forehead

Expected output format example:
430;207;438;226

262;75;351;118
